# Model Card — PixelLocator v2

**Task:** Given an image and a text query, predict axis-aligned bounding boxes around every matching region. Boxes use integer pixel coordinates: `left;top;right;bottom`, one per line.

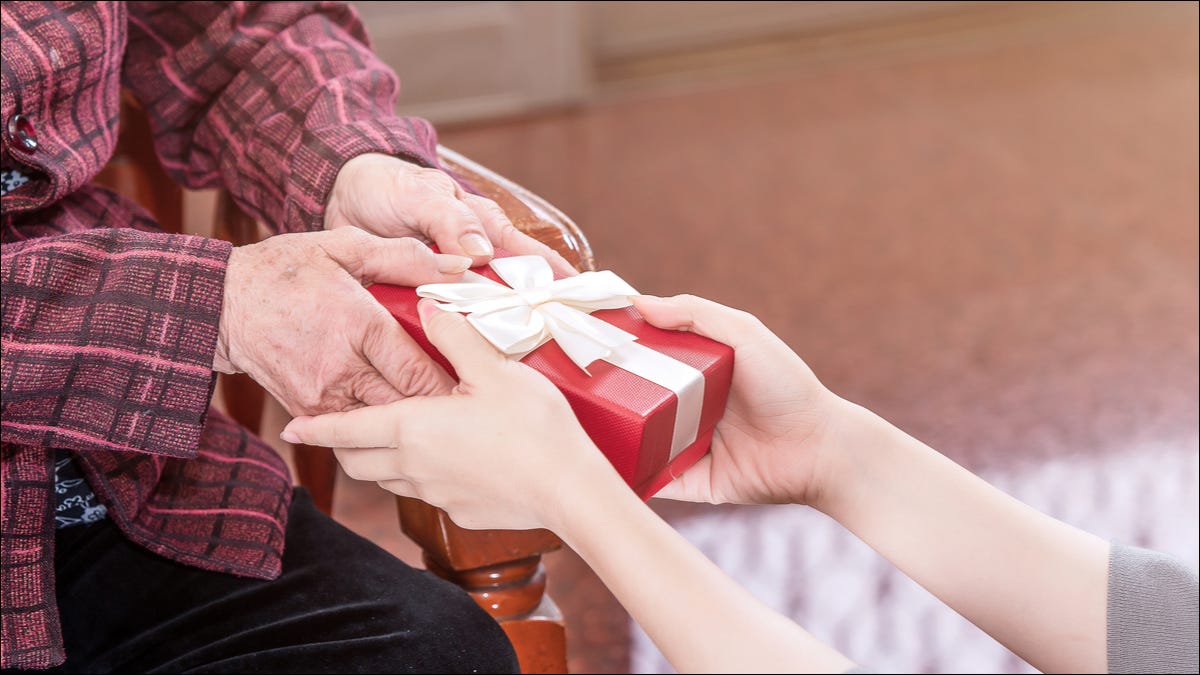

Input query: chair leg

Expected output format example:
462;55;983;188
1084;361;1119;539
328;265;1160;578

293;445;339;515
397;497;568;673
425;556;569;674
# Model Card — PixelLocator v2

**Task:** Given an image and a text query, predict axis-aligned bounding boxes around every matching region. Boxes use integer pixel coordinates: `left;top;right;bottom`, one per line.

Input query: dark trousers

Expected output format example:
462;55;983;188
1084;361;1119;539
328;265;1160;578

44;489;518;673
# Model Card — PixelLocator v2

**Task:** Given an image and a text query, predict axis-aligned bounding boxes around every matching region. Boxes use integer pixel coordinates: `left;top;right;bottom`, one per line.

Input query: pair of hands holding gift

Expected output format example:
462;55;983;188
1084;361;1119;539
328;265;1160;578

213;153;574;417
244;150;1122;675
282;291;1120;675
280;292;838;528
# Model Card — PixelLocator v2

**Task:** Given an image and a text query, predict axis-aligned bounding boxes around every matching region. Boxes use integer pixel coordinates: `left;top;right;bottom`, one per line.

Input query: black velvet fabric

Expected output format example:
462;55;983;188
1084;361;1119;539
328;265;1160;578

35;488;518;673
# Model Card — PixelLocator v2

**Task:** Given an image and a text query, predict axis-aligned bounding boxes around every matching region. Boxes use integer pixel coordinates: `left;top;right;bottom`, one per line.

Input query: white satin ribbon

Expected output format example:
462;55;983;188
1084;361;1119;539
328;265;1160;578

417;256;704;458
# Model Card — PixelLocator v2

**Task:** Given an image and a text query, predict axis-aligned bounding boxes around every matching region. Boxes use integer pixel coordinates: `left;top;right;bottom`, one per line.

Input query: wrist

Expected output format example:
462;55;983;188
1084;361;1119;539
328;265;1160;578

213;247;243;374
326;153;394;231
807;397;907;519
541;445;635;541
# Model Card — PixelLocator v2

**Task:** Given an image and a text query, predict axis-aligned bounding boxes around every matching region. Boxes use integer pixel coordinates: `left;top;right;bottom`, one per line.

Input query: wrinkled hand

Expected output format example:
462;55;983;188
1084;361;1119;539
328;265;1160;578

214;228;474;416
281;299;614;531
631;295;847;507
326;153;574;275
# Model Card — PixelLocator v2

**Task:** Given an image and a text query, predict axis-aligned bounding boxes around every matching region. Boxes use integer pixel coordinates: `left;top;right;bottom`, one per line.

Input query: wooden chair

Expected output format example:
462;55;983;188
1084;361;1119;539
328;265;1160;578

95;97;592;674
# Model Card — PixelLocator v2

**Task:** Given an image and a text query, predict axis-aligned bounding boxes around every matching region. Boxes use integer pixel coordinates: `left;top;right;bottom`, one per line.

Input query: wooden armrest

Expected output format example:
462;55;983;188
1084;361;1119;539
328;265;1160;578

436;146;594;273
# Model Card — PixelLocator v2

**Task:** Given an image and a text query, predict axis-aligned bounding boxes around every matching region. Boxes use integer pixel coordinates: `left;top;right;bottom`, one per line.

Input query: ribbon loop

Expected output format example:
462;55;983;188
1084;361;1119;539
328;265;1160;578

418;256;641;371
417;255;707;459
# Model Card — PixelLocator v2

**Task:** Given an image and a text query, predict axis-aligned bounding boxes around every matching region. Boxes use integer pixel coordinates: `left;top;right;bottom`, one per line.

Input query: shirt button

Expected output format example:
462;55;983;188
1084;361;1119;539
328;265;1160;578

6;114;39;153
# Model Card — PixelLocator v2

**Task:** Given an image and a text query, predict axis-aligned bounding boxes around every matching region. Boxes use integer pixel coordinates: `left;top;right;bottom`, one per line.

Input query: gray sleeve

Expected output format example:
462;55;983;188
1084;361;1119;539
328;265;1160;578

1107;543;1199;674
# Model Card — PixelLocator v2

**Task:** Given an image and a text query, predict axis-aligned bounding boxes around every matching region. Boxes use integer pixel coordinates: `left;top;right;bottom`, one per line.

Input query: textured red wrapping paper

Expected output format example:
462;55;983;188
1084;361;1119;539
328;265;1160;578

368;253;733;500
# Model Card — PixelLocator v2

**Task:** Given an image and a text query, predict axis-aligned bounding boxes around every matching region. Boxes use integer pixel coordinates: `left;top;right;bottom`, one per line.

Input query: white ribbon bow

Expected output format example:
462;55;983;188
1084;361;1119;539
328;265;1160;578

417;256;641;372
417;256;706;460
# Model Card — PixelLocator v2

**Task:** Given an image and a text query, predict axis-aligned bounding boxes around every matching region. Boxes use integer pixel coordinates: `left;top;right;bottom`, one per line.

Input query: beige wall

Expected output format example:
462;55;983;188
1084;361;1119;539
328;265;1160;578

353;1;984;125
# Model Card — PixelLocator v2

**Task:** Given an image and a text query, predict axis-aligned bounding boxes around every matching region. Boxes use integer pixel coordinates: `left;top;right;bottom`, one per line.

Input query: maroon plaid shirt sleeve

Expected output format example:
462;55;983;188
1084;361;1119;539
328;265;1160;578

123;1;444;234
1;227;229;458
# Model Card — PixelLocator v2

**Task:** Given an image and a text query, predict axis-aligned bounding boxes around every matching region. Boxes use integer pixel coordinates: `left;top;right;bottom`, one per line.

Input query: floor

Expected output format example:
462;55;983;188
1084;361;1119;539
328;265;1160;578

331;3;1198;673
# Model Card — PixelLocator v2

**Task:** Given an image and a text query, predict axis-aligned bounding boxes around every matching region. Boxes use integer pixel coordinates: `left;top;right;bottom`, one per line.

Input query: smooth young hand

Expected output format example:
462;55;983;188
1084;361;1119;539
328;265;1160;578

326;153;574;275
633;294;849;507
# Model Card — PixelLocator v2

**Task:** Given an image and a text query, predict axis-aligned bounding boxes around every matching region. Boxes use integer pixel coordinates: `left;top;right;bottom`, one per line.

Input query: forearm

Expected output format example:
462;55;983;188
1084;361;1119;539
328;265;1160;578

124;2;444;234
552;464;853;674
819;400;1110;673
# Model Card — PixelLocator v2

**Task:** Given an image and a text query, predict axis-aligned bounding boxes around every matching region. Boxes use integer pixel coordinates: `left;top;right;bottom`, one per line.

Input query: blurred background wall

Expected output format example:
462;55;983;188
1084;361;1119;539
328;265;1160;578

328;2;1200;673
354;1;1037;126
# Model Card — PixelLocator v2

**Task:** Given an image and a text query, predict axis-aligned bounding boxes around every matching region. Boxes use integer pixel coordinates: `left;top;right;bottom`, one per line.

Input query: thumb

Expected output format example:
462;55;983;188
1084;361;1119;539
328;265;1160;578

417;299;507;381
633;294;766;350
650;453;715;503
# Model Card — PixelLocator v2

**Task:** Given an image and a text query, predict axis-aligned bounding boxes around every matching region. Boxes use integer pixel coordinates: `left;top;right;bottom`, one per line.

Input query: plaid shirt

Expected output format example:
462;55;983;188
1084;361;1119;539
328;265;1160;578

1;2;444;668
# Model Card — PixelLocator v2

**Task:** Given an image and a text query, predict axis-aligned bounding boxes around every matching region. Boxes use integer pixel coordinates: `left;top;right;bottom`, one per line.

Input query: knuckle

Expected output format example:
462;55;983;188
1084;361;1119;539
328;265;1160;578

363;315;401;353
390;356;443;397
426;308;463;336
739;311;765;330
397;236;429;253
396;237;433;268
469;194;509;219
415;167;457;193
293;390;326;415
330;225;369;245
499;222;522;240
347;368;383;402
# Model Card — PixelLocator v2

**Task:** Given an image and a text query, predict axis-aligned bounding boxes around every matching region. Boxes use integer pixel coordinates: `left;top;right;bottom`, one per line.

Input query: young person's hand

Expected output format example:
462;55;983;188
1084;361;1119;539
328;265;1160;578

633;294;851;508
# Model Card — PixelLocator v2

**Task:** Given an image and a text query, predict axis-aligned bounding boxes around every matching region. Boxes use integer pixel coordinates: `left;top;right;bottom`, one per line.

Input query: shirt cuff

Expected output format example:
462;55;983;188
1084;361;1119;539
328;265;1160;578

281;116;442;233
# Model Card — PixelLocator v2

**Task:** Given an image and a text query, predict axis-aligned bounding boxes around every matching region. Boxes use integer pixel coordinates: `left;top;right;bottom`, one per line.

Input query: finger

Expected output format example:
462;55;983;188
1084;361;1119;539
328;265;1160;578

282;402;417;449
397;168;496;264
465;194;576;277
329;230;472;286
416;299;507;381
333;446;404;483
632;294;765;349
361;315;455;397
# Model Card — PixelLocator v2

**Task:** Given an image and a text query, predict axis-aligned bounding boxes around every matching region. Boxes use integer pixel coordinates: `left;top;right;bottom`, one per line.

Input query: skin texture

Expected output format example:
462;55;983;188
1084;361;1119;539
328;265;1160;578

325;153;574;275
214;153;573;416
283;294;1110;674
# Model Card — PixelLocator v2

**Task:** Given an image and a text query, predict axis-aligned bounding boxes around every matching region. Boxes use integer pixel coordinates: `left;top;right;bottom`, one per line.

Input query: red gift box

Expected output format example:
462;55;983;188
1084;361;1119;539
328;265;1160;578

368;251;733;500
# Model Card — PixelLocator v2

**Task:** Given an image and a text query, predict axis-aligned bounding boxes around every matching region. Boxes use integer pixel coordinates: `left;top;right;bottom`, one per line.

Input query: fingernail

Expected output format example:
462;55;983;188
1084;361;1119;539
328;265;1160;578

436;254;472;274
459;233;493;257
417;298;440;323
280;428;300;444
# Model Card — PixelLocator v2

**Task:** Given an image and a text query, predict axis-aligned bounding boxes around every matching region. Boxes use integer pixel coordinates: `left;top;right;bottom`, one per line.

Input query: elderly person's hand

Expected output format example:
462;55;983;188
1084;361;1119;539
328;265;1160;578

326;153;575;275
213;228;471;415
281;298;609;531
